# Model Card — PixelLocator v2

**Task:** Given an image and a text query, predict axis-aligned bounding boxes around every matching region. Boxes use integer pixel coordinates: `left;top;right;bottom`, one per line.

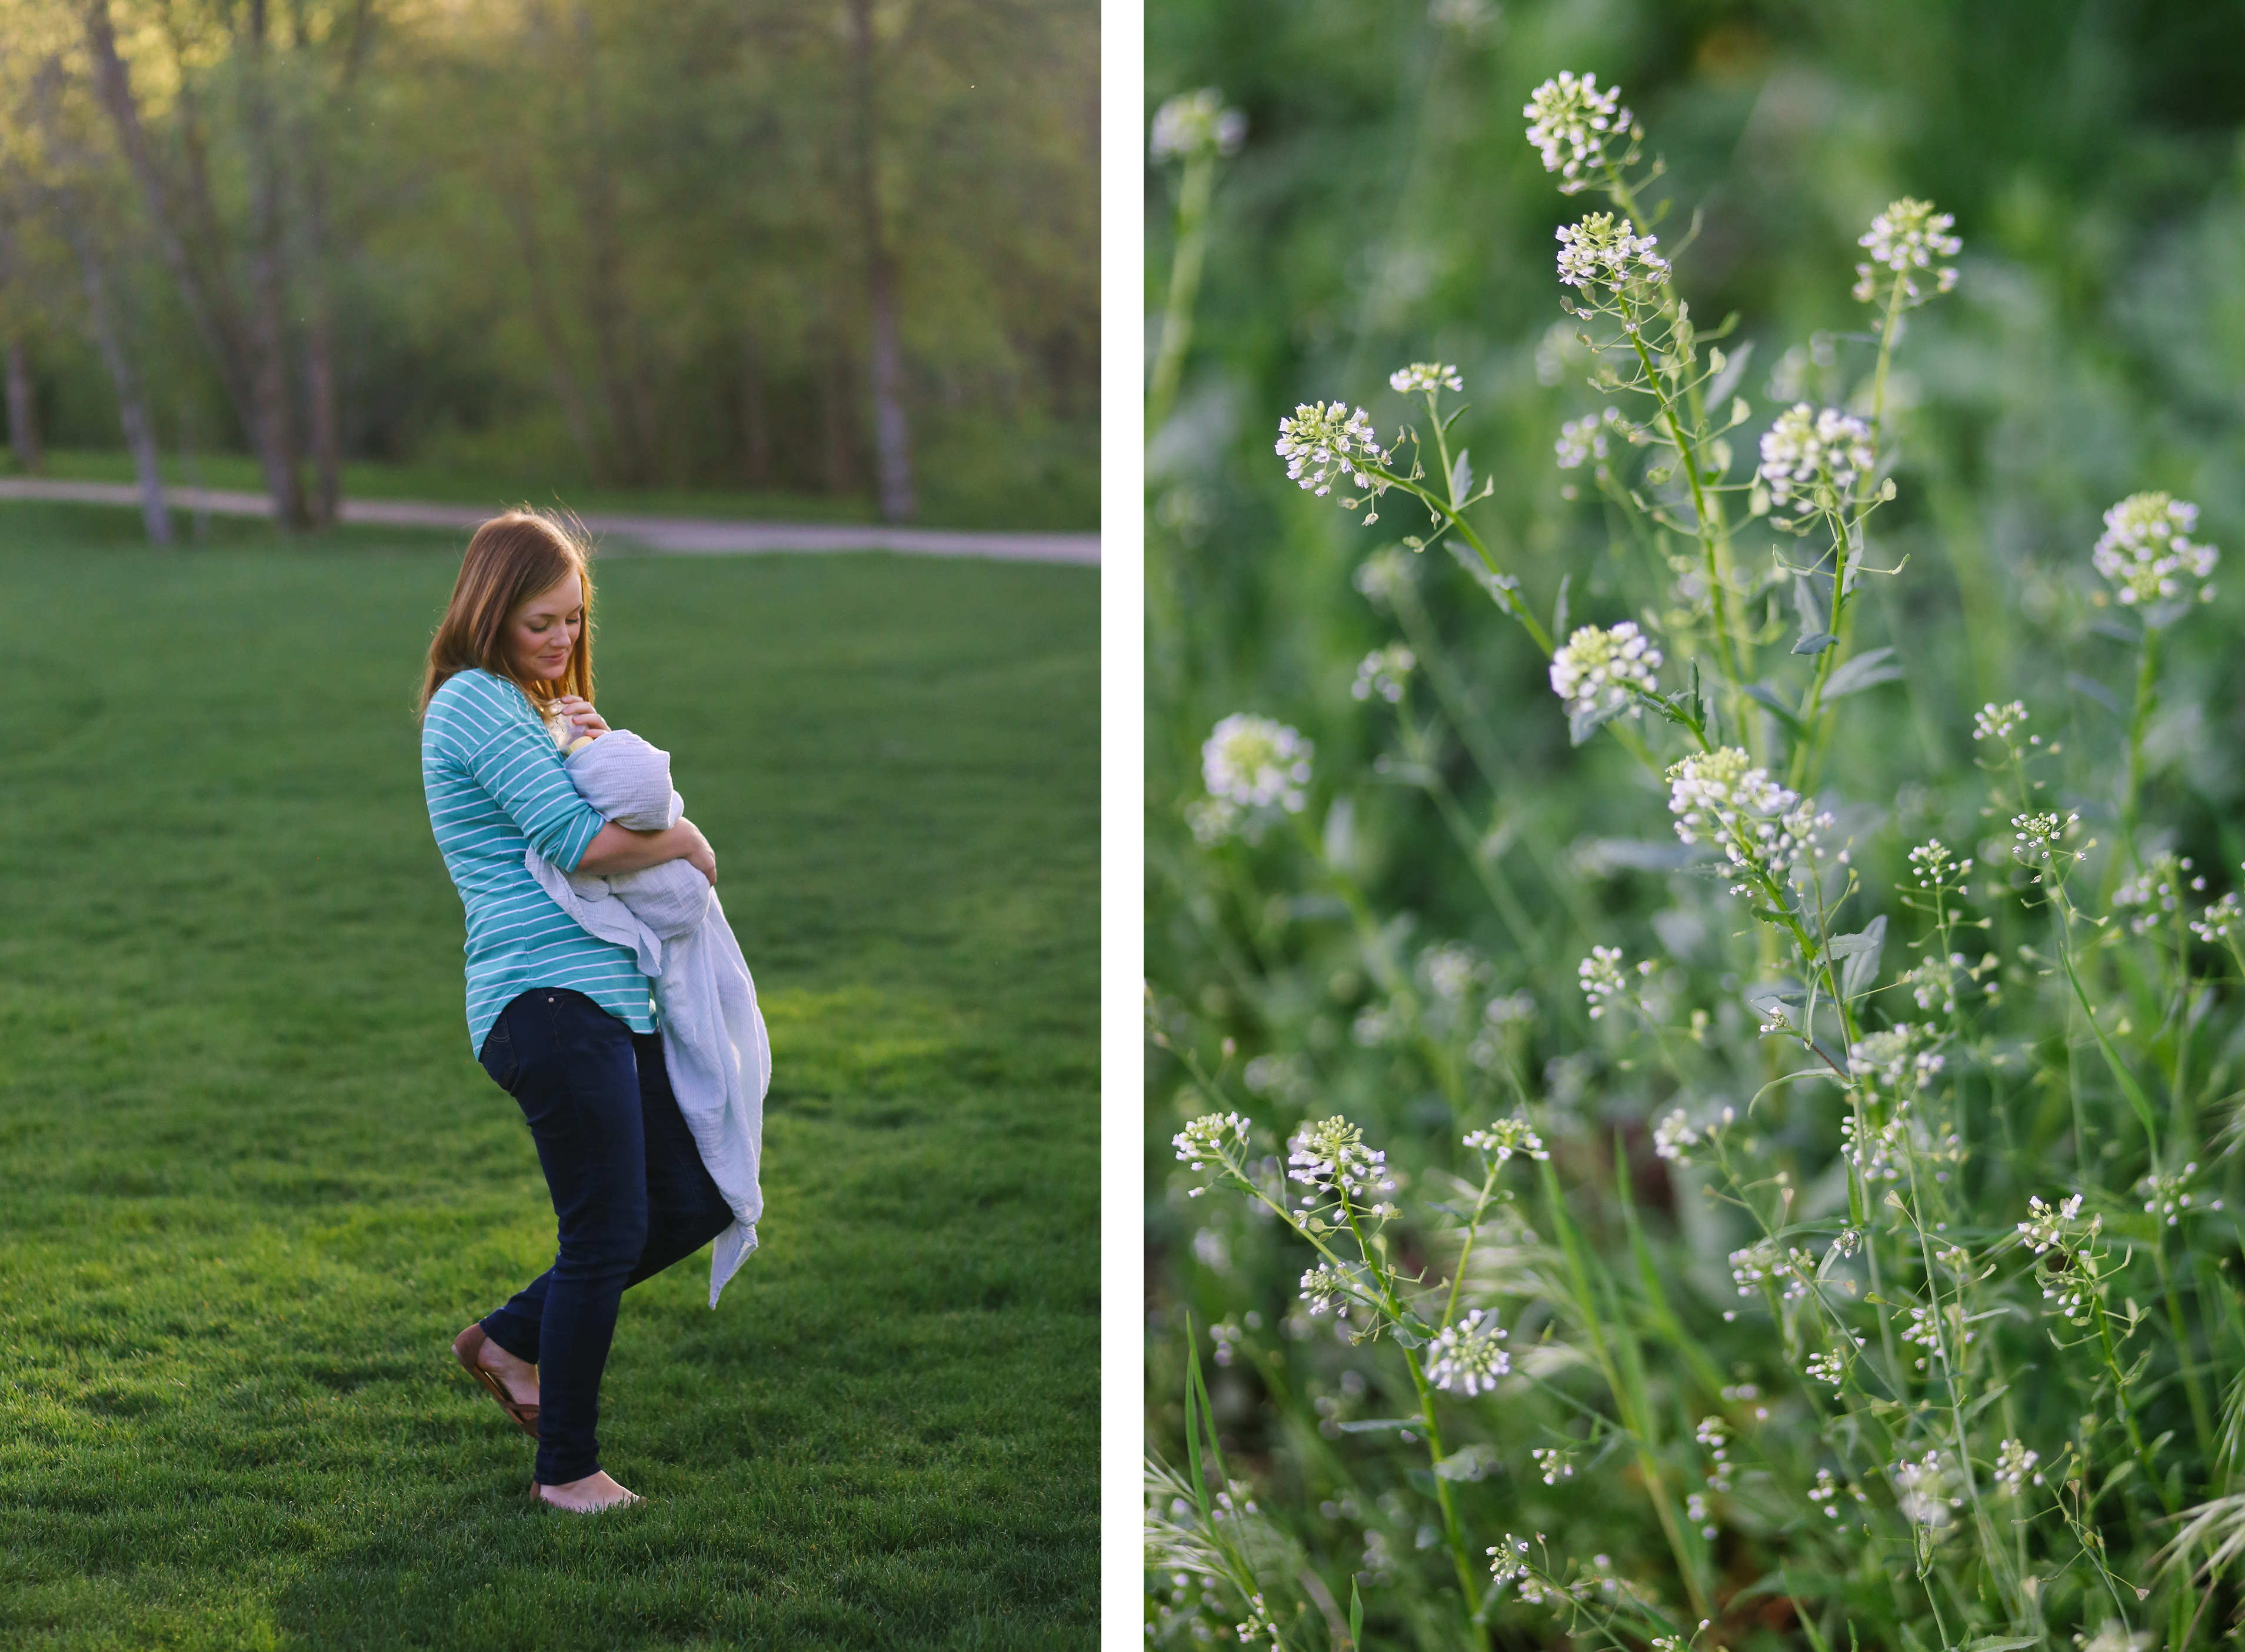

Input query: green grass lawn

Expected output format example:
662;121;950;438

0;502;1099;1649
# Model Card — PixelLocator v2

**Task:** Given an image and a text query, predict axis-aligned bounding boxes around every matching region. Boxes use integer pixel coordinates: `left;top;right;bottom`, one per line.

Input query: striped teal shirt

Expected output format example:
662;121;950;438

421;667;655;1055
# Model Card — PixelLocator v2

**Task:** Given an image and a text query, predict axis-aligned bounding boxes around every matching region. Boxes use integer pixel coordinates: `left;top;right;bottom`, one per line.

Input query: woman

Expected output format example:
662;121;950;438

417;510;732;1513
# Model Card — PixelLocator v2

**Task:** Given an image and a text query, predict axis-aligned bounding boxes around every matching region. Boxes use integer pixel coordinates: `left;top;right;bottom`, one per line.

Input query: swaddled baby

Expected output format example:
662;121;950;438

525;718;770;1307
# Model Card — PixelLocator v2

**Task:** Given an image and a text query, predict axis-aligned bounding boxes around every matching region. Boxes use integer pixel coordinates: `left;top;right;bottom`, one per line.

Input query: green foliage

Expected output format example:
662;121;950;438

1146;3;2245;1648
0;512;1096;1647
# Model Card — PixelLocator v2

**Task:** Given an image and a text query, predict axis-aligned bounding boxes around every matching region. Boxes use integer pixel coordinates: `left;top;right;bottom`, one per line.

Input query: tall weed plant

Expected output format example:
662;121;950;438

1146;59;2245;1652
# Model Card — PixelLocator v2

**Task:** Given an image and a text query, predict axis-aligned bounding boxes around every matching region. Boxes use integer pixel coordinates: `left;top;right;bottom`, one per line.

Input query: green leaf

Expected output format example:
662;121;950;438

1963;1638;2042;1651
1743;682;1807;737
1335;1417;1424;1434
1704;338;1753;406
1569;698;1630;747
1835;915;1887;999
1448;448;1473;506
1793;631;1837;655
1552;573;1571;647
1823;646;1904;700
1349;1579;1363;1651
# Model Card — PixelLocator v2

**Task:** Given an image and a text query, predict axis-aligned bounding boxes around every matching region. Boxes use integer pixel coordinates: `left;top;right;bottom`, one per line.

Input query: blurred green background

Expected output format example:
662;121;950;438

1145;0;2245;1626
0;0;1096;531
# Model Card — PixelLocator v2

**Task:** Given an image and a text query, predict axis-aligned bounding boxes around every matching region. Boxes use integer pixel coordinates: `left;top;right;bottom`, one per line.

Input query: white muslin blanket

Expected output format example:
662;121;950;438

523;729;769;1307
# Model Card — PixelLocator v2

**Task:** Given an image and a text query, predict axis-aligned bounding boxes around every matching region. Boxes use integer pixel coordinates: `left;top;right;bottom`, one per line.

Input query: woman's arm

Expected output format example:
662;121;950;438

577;817;717;885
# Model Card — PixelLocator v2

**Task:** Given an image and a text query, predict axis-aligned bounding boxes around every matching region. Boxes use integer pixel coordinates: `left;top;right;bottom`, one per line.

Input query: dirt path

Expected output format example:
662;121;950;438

0;478;1100;565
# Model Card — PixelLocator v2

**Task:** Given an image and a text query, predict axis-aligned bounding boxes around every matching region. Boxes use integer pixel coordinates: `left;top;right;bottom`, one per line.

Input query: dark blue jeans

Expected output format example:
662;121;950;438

475;988;733;1485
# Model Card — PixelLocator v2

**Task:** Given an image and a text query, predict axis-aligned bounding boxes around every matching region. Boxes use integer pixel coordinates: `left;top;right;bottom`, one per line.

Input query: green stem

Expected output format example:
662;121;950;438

1147;154;1215;434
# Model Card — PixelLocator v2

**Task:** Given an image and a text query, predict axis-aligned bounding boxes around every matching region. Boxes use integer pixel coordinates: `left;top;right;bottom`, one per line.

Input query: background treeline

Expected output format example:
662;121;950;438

0;0;1097;531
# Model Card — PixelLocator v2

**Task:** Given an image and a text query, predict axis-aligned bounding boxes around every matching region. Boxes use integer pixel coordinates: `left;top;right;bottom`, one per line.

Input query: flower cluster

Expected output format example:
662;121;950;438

1907;838;1972;890
1350;644;1416;704
2010;810;2079;862
2114;855;2200;934
1807;1350;1846;1388
1286;1116;1396;1212
1174;1112;1250;1174
1847;1024;1943;1090
1577;945;1628;1017
1728;1240;1814;1302
1148;89;1247;164
1554;406;1634;469
1993;1438;2043;1493
1425;1308;1510;1395
2193;891;2242;944
1549;622;1663;721
1388;362;1463;396
1757;403;1874;515
1653;1107;1700;1165
2091;492;2218;609
1297;1262;1358;1316
1667;747;1831;891
2017;1193;2094;1254
1902;1301;1972;1370
1462;1117;1548;1163
1972;700;2028;742
1841;1110;1910;1183
2140;1163;2217;1225
1198;714;1313;830
1554;214;1669;293
1807;1466;1866;1517
1893;1448;1962;1530
1274;402;1386;501
1522;71;1634;190
1851;198;1961;304
1530;1446;1574;1484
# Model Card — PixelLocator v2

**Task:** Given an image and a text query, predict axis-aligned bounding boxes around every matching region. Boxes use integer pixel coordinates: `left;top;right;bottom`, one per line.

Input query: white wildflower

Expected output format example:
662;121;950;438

2193;891;2241;944
1298;1262;1354;1316
1554;213;1670;292
2140;1163;2204;1226
1522;71;1635;190
2010;810;2077;861
1530;1446;1575;1484
1578;945;1630;1018
1993;1438;2043;1493
1487;1532;1533;1584
1286;1116;1396;1207
1426;1308;1511;1395
1557;406;1641;468
1388;361;1463;396
1667;747;1831;890
1851;198;1961;305
1847;1025;1944;1091
1201;714;1313;819
1462;1117;1548;1163
1174;1112;1251;1171
1807;1350;1846;1388
1150;89;1247;163
1972;700;2027;742
2016;1193;2093;1254
1893;1448;1962;1529
1653;1107;1700;1165
2092;492;2218;608
1907;838;1971;889
1756;403;1873;515
1274;401;1387;501
1351;644;1417;704
1549;622;1663;720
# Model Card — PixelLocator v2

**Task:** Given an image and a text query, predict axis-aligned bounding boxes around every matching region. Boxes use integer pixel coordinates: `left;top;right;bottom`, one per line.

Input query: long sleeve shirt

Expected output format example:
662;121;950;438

420;667;656;1054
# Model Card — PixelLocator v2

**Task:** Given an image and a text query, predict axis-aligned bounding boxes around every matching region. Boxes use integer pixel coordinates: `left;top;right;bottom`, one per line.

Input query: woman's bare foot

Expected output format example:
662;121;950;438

535;1470;642;1512
474;1337;539;1408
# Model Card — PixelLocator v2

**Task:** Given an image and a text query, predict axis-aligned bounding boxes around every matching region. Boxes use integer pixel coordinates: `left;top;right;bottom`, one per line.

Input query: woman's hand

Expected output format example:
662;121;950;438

576;818;715;885
548;694;609;741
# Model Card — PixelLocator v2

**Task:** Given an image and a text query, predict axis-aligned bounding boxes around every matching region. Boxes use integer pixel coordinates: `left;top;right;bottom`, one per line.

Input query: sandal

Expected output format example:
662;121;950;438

453;1322;540;1439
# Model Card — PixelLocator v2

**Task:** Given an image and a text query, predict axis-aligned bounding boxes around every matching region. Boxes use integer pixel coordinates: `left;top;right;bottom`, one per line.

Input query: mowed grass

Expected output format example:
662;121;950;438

0;504;1098;1649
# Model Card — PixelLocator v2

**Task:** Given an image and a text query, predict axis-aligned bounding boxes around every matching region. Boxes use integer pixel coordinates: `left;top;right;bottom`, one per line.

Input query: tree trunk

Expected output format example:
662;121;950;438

4;340;39;474
62;215;171;545
84;2;305;528
845;0;914;522
239;0;308;528
821;326;857;495
741;332;770;489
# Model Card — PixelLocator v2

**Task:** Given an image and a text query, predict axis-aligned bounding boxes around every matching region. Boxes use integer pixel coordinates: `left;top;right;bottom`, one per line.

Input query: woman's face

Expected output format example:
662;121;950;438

502;573;583;684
